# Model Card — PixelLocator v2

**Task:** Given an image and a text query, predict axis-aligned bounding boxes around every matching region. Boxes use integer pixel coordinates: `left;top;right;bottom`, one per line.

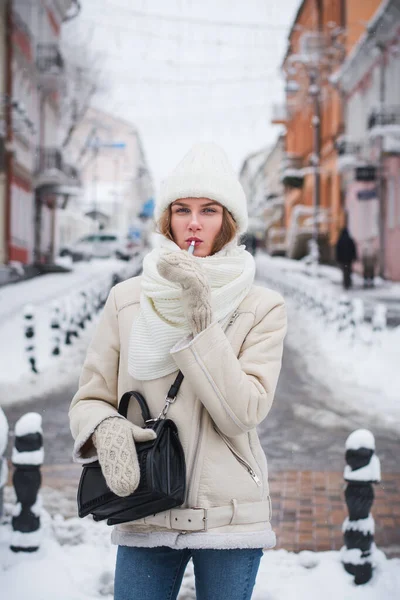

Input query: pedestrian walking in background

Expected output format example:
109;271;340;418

335;227;358;290
69;142;287;600
361;239;377;289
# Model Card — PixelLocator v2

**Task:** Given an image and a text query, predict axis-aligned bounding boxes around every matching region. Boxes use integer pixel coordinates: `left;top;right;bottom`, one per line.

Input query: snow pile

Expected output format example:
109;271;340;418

256;254;400;434
0;507;399;600
0;256;143;405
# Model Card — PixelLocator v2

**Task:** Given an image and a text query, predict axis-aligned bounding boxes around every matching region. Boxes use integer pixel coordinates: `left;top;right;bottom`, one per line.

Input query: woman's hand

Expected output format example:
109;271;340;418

92;417;156;497
157;251;213;335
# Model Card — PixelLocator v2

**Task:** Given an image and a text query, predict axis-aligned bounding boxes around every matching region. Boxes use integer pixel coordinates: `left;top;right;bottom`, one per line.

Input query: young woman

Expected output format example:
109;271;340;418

69;142;287;600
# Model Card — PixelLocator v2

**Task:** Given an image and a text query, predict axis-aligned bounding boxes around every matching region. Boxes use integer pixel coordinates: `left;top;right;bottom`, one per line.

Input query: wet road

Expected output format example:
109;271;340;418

259;341;399;473
4;338;399;473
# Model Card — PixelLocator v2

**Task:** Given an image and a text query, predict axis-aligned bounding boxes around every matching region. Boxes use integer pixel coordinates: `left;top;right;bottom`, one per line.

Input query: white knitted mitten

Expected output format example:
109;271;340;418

157;251;213;335
92;417;156;497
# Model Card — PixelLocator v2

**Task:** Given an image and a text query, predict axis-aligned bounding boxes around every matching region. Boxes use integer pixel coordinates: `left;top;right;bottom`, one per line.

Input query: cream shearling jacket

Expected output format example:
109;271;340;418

69;276;287;550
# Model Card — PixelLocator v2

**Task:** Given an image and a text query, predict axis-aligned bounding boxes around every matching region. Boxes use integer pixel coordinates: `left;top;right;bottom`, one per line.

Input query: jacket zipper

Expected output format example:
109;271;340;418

214;426;262;487
185;309;241;508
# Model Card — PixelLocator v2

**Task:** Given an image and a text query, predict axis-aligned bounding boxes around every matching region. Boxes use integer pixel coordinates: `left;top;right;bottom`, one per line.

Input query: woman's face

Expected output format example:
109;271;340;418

170;197;223;257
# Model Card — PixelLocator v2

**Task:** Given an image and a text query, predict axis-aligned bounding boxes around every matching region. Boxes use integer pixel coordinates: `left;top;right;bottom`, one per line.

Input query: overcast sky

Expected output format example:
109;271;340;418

66;0;300;189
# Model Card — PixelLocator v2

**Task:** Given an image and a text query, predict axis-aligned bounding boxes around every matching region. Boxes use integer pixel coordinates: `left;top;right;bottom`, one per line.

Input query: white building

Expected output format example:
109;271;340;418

68;106;153;237
262;134;286;255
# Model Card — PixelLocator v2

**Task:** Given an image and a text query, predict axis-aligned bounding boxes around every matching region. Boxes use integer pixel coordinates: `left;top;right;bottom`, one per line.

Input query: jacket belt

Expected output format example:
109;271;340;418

138;498;271;532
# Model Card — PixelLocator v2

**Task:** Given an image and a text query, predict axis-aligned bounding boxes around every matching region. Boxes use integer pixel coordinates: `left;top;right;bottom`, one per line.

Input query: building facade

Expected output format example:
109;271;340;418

272;0;381;261
69;105;153;239
337;0;400;280
2;0;80;267
0;3;6;266
262;134;286;255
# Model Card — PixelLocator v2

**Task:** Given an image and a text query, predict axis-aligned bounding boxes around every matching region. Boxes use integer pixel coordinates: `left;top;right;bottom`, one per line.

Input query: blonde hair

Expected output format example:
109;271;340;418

156;204;238;255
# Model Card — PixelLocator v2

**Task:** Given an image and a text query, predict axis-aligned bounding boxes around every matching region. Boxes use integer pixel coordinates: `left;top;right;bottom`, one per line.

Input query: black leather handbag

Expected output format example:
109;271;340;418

77;371;186;525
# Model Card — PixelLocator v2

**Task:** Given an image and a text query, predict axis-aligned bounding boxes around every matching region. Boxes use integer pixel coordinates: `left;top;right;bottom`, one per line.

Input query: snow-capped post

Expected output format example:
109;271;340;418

50;301;62;356
0;407;9;518
23;304;38;374
372;303;387;333
341;429;381;585
337;295;352;333
77;292;87;330
64;298;79;345
350;298;365;341
10;412;44;553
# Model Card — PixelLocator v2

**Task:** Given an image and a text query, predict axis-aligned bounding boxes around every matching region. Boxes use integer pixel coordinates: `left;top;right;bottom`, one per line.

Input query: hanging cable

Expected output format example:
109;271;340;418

86;1;291;31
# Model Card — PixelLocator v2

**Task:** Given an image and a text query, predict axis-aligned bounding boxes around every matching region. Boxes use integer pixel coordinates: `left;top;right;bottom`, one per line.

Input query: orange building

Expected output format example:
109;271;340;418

273;0;381;260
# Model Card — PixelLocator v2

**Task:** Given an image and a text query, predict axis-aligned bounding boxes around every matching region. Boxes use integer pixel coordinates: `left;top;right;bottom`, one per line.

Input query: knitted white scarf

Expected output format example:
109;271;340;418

128;236;255;381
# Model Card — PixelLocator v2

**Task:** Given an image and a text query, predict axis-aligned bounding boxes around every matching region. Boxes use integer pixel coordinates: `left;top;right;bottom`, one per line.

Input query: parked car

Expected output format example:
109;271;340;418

60;233;141;262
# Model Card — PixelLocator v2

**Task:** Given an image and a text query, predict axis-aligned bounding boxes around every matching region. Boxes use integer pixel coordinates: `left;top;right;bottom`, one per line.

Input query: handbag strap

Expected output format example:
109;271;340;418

118;391;152;421
118;370;184;423
155;370;184;421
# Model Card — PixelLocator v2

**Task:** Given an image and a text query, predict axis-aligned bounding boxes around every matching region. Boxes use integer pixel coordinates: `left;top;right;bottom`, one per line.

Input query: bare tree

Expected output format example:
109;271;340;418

59;39;107;151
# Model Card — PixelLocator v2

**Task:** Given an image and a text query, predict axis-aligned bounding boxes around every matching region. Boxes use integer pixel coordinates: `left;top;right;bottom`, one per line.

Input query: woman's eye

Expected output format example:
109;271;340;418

176;208;189;213
203;208;216;213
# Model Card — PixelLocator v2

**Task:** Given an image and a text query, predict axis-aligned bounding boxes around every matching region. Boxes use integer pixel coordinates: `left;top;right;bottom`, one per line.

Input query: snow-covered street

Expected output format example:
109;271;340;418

1;490;399;600
256;254;400;437
1;252;400;598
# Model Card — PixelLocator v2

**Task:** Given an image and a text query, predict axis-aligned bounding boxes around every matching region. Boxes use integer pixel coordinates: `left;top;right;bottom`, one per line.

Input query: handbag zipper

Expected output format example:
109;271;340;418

214;426;262;487
185;309;241;507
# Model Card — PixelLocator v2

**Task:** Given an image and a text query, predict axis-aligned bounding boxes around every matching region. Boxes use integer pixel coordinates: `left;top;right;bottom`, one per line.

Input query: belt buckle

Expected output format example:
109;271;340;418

193;507;208;532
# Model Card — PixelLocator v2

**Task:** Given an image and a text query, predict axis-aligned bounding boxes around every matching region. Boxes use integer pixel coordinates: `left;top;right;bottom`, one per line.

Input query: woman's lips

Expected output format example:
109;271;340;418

187;240;203;247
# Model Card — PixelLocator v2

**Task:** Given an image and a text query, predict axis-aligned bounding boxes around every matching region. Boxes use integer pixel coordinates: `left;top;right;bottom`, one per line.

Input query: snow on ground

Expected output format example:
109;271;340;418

262;254;400;320
0;497;399;600
0;257;142;406
256;253;400;435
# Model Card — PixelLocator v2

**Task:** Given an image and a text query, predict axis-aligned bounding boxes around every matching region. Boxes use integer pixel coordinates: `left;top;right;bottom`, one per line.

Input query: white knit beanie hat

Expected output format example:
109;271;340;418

155;142;248;235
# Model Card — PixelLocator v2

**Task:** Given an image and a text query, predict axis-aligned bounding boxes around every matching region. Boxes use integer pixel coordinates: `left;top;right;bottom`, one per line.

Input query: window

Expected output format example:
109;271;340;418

99;235;118;242
79;235;97;242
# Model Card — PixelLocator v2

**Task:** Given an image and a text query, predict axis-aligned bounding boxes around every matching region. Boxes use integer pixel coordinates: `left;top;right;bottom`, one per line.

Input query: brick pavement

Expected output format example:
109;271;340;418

269;470;400;557
10;464;399;557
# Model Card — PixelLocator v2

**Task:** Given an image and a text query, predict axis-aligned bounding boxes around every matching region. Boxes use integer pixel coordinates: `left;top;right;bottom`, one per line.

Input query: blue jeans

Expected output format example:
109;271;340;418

114;545;263;600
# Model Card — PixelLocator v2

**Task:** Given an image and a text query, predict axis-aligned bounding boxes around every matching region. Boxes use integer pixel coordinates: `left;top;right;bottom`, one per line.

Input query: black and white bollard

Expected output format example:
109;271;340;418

341;429;381;585
0;407;9;518
23;304;38;374
50;301;62;356
350;298;365;342
337;295;352;333
64;299;79;345
77;292;88;330
10;412;44;553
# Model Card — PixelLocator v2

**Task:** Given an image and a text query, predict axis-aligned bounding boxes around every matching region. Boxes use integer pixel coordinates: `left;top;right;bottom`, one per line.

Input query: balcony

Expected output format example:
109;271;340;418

280;154;304;188
36;44;65;89
367;106;400;137
335;135;363;172
34;147;81;194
